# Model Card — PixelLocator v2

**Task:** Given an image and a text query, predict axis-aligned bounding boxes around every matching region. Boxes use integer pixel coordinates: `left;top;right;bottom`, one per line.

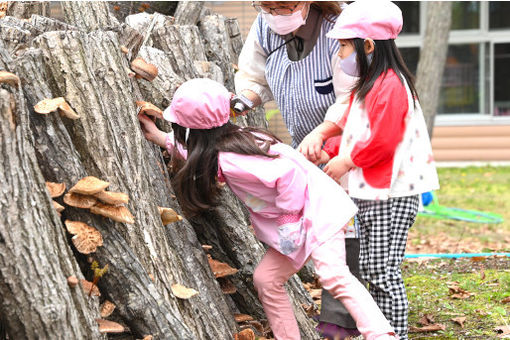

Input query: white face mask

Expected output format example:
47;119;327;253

262;5;309;35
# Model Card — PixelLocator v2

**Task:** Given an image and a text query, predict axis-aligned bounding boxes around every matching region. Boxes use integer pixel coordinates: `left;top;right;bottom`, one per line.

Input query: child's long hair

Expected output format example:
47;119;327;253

171;122;281;216
351;39;419;104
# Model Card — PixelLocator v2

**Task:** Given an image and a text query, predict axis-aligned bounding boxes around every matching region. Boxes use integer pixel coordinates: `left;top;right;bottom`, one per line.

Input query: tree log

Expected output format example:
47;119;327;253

61;1;119;32
0;53;102;340
7;1;49;19
0;1;319;338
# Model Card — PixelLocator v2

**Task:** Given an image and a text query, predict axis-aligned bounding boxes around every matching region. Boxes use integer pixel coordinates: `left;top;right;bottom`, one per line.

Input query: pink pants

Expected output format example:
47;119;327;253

253;232;397;340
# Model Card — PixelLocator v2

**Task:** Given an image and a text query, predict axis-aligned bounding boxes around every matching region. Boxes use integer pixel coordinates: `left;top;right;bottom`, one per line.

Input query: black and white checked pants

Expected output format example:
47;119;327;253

353;195;419;340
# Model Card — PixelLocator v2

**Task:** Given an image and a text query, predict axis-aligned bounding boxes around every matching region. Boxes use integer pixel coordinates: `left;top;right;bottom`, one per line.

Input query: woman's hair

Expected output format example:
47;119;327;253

311;1;342;22
350;38;419;104
171;122;281;216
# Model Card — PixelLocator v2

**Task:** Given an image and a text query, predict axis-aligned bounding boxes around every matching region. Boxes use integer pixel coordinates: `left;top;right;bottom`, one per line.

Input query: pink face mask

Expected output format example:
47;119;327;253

262;4;309;35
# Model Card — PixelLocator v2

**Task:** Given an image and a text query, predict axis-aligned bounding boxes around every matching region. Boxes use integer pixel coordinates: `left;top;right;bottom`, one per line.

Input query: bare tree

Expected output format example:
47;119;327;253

415;1;452;137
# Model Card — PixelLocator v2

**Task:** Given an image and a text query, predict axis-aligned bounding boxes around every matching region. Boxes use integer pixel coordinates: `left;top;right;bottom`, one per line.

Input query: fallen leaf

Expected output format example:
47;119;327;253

452;316;466;328
418;313;435;326
447;281;474;299
495;325;510;338
470;256;486;262
501;297;510;304
409;324;446;333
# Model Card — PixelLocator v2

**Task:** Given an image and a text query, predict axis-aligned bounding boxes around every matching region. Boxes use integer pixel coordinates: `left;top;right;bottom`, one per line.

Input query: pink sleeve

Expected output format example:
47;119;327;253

351;71;408;168
165;131;187;159
219;152;306;221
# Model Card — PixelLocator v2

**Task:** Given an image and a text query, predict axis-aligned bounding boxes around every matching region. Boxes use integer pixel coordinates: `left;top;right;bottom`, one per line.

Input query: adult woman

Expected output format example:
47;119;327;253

234;2;362;338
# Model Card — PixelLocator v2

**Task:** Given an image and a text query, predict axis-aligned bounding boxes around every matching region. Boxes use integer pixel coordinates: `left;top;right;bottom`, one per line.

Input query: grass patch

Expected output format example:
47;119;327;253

409;166;510;254
405;166;510;338
405;258;510;339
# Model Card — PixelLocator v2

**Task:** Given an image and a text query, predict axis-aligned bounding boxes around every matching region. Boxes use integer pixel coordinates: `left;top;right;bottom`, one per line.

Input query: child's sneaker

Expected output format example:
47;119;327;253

316;321;361;340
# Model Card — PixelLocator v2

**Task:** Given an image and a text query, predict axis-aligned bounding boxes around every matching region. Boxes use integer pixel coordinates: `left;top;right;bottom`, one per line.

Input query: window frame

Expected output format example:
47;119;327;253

396;2;510;126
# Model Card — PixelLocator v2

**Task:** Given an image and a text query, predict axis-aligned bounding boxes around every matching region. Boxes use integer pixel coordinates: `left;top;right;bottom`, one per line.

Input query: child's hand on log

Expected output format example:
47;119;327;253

138;113;167;148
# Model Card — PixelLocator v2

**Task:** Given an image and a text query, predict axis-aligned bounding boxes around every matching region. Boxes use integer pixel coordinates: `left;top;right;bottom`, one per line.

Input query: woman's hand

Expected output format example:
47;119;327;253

324;155;355;182
298;131;324;163
138;113;167;148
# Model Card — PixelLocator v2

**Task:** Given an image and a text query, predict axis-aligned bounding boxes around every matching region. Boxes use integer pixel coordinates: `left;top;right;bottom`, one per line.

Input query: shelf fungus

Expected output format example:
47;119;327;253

52;200;65;215
65;220;103;254
207;255;238;278
94;190;129;206
171;283;199;299
100;300;116;318
158;207;182;225
95;319;125;334
0;71;20;86
234;314;254;323
69;176;110;195
45;181;66;198
130;58;158;81
64;192;98;209
90;202;135;224
234;328;255;340
136;100;162;117
219;278;237;295
33;97;80;119
67;276;79;287
81;279;100;296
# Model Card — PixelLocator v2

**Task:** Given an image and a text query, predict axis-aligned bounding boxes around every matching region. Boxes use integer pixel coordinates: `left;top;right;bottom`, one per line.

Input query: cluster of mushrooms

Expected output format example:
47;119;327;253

0;44;254;337
46;176;181;336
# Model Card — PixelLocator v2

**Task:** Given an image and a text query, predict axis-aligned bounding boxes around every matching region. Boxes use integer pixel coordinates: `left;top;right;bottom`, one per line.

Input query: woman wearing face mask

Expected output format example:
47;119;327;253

234;2;363;339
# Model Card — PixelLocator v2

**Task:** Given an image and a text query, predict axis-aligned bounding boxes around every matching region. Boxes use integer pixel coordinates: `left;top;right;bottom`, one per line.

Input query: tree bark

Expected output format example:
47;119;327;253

0;2;318;338
6;1;49;19
415;1;452;138
0;51;102;340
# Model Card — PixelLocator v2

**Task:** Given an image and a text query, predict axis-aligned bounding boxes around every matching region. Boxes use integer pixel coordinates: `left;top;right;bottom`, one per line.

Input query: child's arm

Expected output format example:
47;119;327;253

324;155;355;183
298;121;341;163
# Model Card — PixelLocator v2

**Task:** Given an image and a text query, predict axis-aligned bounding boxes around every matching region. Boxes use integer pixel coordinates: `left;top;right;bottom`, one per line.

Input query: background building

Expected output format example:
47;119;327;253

206;1;510;162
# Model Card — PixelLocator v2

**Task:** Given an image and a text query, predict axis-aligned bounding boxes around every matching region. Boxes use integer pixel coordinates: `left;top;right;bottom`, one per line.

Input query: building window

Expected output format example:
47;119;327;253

489;2;510;30
438;44;480;114
394;1;420;34
399;47;420;76
494;43;510;116
451;2;480;30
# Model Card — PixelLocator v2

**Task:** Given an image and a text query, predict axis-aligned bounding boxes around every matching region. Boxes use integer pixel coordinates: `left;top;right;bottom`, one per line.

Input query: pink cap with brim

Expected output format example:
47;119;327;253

326;0;403;40
163;78;230;129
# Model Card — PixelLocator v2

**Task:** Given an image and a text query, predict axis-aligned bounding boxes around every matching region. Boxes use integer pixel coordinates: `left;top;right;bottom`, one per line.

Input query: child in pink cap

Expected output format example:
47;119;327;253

138;77;398;340
299;1;440;339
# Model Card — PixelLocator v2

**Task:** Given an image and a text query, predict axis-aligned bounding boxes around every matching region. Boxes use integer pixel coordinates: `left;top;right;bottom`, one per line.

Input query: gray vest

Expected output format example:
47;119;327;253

256;14;339;147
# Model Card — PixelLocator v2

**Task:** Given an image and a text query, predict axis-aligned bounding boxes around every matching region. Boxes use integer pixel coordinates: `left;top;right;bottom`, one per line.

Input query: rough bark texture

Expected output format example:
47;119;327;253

415;1;452;138
0;1;318;338
7;1;49;19
0;49;102;340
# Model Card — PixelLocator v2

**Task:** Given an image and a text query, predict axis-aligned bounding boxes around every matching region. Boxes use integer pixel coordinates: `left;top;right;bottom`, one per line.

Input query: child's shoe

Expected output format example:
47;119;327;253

316;321;361;340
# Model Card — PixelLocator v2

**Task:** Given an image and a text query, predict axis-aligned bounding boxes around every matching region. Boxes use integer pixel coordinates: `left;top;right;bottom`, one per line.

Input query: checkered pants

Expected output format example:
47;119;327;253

353;195;419;340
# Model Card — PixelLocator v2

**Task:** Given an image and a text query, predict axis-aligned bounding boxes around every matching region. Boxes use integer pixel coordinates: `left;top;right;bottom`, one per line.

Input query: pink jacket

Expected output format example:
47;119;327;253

166;133;357;269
